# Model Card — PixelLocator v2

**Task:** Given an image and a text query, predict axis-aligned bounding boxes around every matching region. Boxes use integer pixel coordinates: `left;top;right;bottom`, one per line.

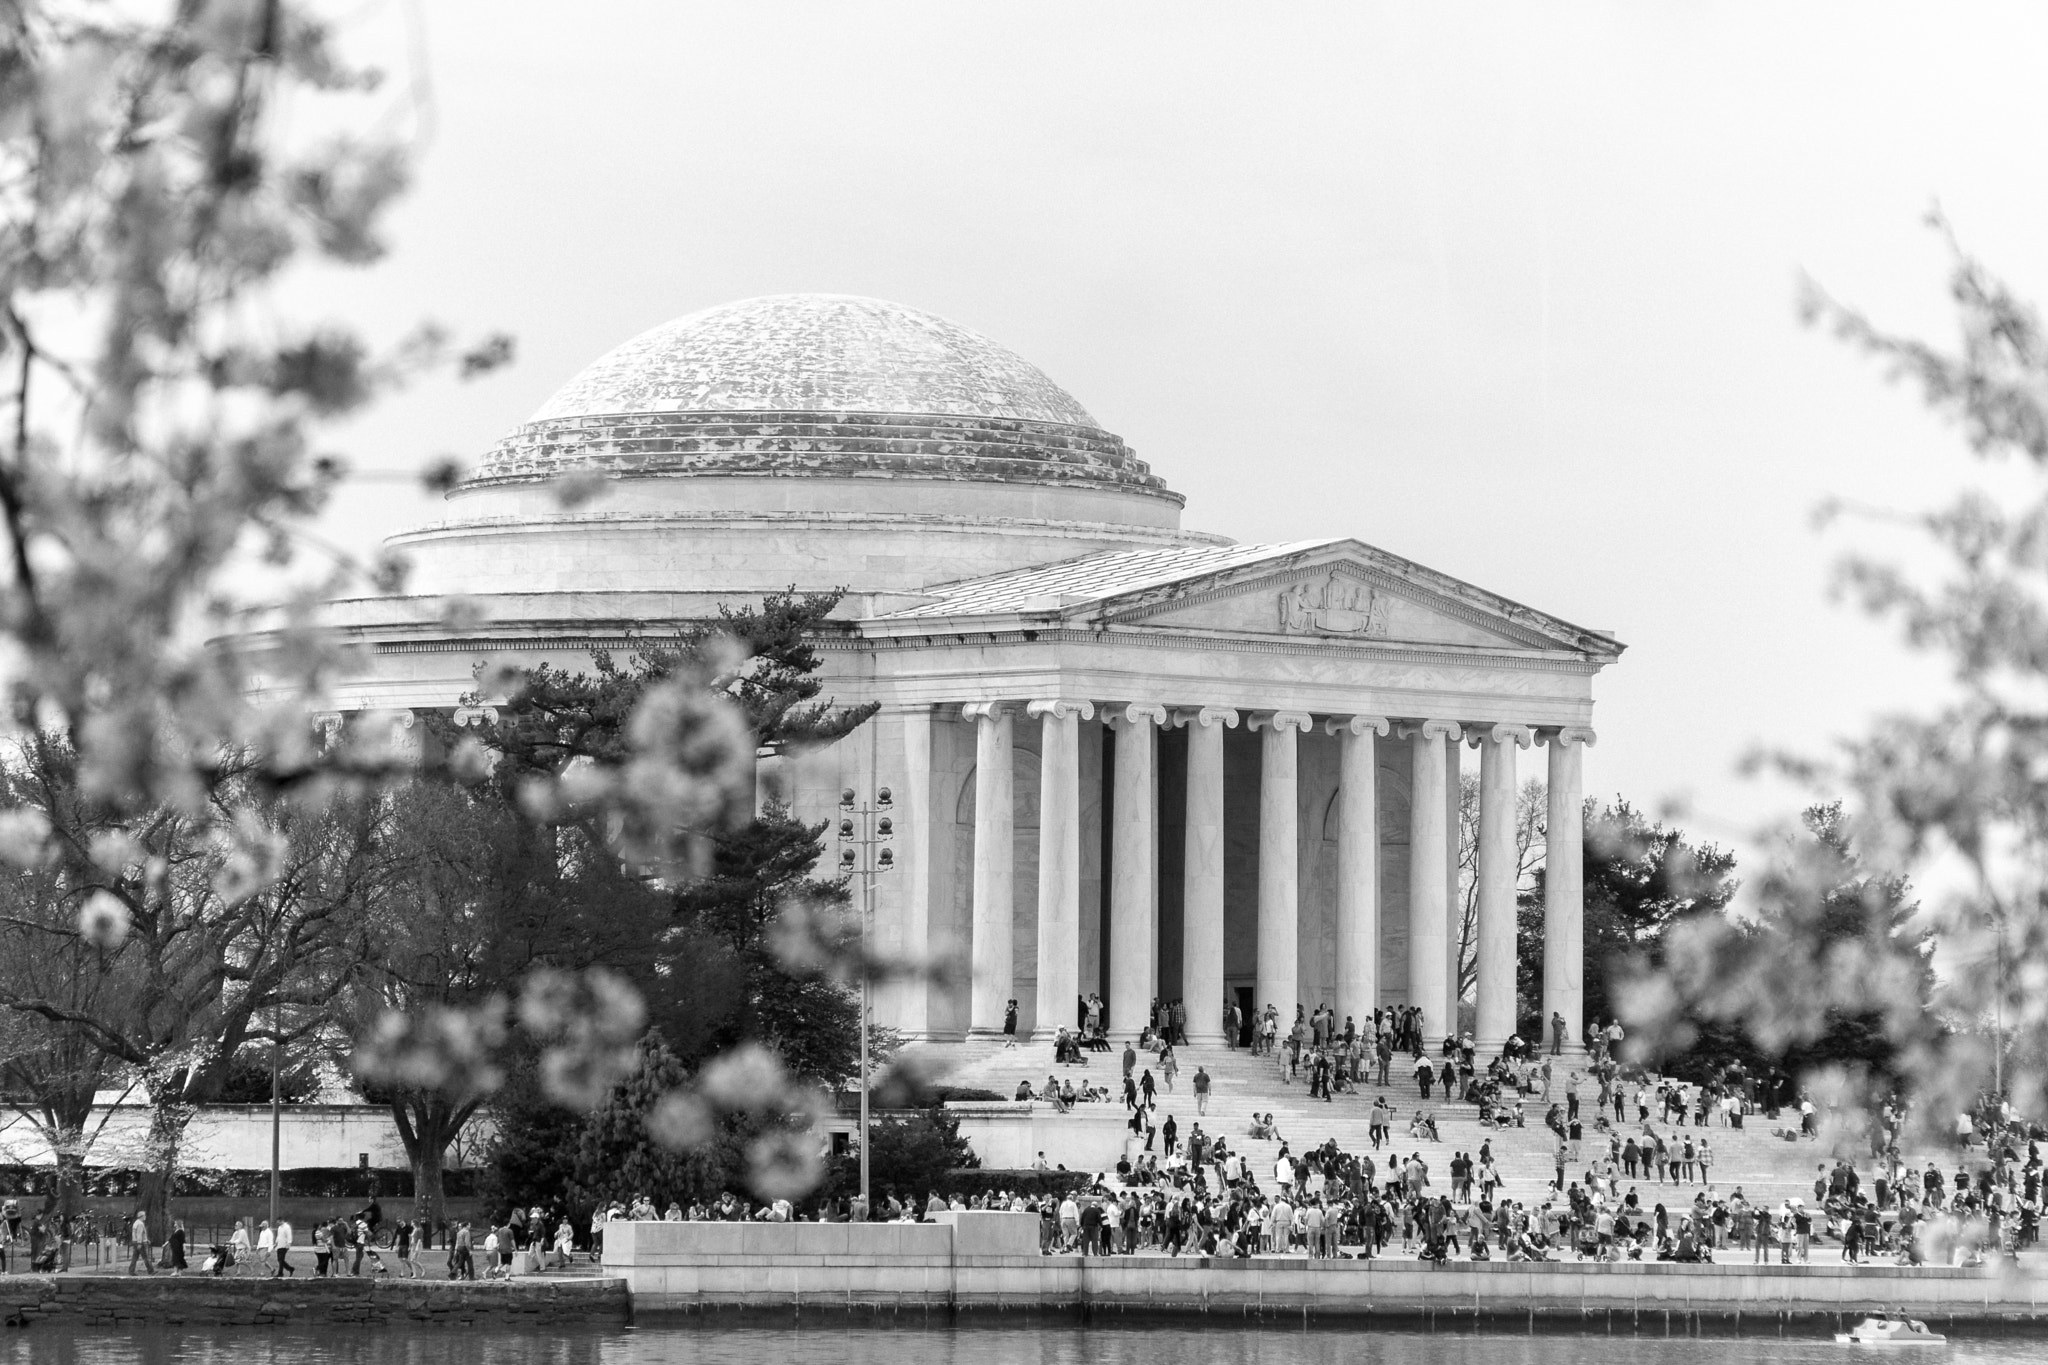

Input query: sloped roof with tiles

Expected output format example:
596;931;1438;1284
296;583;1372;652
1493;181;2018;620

878;541;1337;618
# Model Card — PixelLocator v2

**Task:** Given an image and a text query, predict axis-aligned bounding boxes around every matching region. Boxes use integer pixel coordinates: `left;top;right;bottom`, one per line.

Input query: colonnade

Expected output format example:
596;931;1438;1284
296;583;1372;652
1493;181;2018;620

955;700;1594;1056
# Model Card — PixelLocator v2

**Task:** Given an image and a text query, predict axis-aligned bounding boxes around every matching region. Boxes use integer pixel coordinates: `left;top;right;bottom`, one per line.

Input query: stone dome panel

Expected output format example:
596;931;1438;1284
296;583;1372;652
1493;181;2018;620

528;294;1099;427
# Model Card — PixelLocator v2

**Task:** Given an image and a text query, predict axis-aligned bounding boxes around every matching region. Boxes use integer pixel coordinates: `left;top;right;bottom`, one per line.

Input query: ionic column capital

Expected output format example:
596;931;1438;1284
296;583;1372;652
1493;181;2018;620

1468;723;1535;749
1171;706;1240;730
1544;725;1597;749
1106;702;1169;728
961;701;1012;724
1248;710;1314;734
1324;714;1391;738
1025;698;1095;722
1396;718;1463;742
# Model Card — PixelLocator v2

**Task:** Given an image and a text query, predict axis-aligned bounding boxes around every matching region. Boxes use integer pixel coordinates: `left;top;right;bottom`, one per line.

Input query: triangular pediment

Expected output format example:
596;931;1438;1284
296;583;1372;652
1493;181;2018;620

1086;541;1617;656
873;538;1620;658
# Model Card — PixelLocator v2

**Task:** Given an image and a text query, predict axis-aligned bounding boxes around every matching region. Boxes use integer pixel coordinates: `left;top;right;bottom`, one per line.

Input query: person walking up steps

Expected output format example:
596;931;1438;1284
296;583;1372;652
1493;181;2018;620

1194;1065;1211;1116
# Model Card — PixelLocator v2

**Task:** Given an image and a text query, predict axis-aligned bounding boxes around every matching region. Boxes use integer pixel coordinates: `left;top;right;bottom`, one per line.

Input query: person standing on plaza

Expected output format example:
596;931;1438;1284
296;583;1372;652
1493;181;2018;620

1194;1065;1211;1116
1161;1044;1179;1092
1550;1011;1567;1056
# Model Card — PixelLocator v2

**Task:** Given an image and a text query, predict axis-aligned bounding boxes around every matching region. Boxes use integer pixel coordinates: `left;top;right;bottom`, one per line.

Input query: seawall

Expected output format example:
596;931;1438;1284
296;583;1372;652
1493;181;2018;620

604;1214;2048;1331
0;1275;629;1327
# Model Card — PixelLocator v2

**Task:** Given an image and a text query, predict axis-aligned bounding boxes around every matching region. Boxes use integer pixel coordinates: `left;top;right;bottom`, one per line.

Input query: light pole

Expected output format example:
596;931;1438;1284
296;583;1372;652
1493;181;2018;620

269;1003;282;1240
838;785;896;1217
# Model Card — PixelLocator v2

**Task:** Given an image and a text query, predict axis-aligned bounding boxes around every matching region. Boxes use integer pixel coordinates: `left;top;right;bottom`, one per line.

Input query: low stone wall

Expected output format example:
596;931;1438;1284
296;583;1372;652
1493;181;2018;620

0;1275;629;1327
946;1102;1126;1171
606;1214;2048;1328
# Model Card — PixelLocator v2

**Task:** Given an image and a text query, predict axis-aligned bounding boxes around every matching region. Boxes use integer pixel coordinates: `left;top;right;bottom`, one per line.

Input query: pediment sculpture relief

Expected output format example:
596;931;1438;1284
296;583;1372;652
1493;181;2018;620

1278;570;1389;637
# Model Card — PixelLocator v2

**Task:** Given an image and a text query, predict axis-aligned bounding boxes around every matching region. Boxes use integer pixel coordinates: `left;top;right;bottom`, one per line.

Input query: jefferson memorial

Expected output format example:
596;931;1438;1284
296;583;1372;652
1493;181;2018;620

325;294;1621;1053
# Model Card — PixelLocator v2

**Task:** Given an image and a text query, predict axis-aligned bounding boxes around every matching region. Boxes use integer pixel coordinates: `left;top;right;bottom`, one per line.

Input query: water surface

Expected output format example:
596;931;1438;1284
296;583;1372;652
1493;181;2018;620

3;1320;2038;1365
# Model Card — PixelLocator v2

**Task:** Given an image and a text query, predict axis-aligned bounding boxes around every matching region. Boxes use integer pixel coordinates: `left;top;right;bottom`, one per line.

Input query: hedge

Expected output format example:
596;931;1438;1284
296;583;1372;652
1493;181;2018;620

0;1165;476;1199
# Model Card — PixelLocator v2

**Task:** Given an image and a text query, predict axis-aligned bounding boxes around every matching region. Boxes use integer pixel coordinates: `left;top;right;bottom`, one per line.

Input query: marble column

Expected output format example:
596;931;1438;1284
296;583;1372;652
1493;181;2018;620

1402;719;1461;1036
964;702;1014;1037
1176;707;1238;1045
1108;704;1167;1038
897;707;935;1040
1326;715;1389;1028
1251;711;1314;1026
1028;699;1092;1042
1475;723;1534;1051
1544;727;1596;1053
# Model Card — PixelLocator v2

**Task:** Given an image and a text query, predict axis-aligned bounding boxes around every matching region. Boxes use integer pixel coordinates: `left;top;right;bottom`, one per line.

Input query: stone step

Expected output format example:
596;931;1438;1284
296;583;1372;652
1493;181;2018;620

913;1040;1884;1209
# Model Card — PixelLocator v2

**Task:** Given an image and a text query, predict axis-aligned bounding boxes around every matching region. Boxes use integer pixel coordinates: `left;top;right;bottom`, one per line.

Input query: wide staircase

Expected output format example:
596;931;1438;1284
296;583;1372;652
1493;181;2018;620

909;1037;1874;1214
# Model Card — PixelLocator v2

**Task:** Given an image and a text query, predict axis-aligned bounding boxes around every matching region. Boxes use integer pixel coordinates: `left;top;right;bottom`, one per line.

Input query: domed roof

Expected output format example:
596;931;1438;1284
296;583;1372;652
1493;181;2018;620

529;294;1099;428
465;294;1178;503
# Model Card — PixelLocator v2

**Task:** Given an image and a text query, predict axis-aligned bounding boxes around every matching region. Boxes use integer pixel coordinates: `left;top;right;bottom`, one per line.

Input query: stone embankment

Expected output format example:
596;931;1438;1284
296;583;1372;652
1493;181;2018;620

605;1214;2048;1332
0;1275;629;1328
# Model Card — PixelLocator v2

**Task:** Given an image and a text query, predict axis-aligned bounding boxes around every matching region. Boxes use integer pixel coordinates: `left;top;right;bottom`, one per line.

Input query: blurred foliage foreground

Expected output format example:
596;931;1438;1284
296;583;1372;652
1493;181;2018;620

0;3;2030;1236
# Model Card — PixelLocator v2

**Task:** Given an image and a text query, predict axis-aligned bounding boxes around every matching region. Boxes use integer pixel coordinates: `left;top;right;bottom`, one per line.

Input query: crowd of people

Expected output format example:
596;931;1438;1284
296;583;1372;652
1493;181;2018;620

0;1196;589;1280
983;998;2048;1268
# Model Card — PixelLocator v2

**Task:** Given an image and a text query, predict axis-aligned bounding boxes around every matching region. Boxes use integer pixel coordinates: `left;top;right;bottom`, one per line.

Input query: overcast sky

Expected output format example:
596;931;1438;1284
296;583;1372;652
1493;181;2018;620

305;1;2048;878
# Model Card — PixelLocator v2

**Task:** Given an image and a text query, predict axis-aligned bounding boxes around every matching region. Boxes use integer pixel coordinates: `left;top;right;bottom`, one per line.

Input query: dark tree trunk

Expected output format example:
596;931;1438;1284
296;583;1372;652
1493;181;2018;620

389;1092;476;1230
141;1101;194;1244
52;1147;84;1224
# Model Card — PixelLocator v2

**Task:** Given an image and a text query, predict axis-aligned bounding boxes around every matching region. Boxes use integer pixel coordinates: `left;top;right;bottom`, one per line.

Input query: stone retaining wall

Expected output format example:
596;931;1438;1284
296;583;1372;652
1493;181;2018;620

605;1214;2048;1328
0;1275;629;1327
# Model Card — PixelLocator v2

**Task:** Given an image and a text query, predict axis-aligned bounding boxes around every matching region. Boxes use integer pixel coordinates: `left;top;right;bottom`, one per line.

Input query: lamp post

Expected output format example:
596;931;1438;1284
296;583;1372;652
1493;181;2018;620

269;1003;281;1239
838;785;896;1217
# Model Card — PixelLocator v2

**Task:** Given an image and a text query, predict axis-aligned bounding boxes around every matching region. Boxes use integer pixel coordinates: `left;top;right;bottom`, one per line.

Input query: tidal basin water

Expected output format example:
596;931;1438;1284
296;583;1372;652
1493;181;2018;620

4;1321;2045;1365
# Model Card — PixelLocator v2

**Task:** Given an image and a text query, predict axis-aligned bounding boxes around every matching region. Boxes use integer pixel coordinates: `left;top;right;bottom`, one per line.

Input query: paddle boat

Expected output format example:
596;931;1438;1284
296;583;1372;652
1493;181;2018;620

1834;1313;1946;1346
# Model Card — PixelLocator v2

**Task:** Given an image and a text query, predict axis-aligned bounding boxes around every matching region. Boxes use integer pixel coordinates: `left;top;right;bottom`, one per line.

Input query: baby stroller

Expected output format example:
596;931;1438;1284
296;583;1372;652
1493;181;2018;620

203;1242;237;1276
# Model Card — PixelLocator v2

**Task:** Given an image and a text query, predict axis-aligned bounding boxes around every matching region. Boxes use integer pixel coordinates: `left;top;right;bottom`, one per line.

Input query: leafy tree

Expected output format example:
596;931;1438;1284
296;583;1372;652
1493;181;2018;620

474;1052;587;1221
0;738;382;1235
340;778;667;1222
1516;798;1738;1042
825;1107;977;1205
1627;223;2048;1143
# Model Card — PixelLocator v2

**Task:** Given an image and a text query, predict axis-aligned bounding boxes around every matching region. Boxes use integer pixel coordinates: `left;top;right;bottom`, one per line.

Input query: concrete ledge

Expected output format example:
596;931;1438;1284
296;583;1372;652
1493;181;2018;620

607;1221;2048;1325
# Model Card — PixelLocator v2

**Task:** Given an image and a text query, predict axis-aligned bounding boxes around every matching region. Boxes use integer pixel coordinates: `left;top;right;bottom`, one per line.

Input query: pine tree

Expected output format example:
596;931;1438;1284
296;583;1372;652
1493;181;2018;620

570;1033;734;1211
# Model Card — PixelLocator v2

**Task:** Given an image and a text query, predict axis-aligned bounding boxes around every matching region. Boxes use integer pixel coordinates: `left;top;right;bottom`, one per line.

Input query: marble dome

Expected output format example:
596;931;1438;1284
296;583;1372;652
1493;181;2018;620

529;294;1099;426
464;294;1177;501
